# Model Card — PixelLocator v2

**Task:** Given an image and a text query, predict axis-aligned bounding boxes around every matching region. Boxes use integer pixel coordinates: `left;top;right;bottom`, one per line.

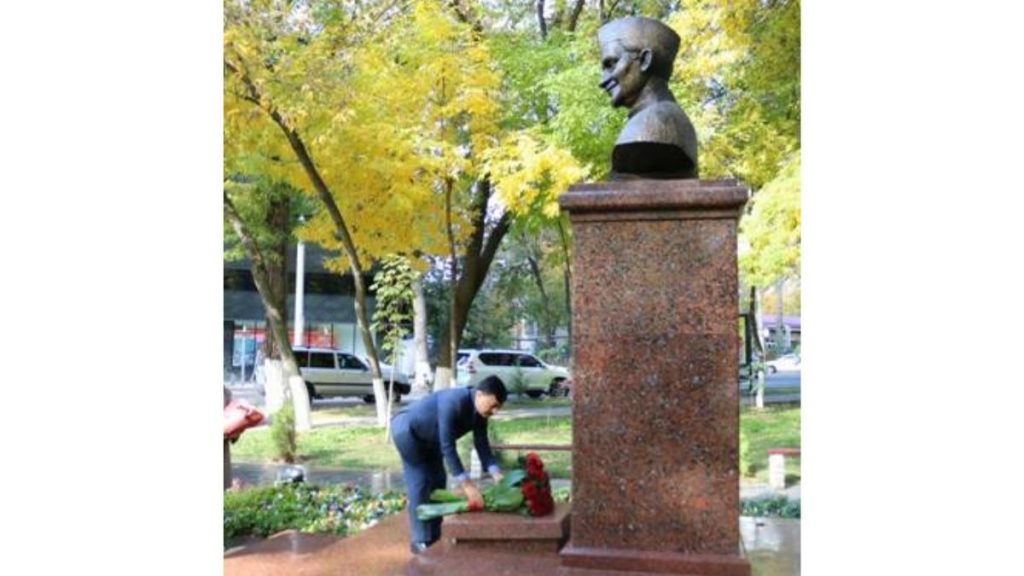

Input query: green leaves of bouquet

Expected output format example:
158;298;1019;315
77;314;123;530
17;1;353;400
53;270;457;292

416;452;554;520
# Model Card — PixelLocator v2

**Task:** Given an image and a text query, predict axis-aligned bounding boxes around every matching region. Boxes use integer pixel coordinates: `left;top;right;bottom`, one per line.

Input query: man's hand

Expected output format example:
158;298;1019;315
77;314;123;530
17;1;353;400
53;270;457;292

460;480;484;511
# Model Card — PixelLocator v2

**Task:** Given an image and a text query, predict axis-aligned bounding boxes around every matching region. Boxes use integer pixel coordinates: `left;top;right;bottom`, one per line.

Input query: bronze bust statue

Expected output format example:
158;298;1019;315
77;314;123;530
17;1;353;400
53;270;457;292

598;17;698;179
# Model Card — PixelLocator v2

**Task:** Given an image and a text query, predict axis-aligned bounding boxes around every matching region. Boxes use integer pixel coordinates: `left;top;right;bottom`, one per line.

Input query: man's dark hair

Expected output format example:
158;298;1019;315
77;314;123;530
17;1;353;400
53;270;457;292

475;376;508;404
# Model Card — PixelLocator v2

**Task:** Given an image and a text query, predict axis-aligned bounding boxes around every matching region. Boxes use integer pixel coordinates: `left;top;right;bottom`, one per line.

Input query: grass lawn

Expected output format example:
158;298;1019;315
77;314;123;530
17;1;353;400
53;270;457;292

232;415;574;475
232;424;404;471
741;405;801;484
234;406;800;485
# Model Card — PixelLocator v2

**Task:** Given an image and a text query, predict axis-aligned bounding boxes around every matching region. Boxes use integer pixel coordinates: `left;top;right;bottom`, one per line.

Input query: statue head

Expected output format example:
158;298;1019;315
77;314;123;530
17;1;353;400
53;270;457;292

597;17;697;179
598;17;681;110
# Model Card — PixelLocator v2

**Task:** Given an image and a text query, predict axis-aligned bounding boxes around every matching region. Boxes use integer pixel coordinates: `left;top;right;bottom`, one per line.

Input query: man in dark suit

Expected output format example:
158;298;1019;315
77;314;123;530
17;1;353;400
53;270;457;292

391;376;508;554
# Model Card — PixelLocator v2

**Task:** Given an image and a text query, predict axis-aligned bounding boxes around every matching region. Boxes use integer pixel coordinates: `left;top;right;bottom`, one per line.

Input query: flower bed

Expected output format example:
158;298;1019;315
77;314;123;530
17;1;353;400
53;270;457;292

740;496;800;519
224;483;406;544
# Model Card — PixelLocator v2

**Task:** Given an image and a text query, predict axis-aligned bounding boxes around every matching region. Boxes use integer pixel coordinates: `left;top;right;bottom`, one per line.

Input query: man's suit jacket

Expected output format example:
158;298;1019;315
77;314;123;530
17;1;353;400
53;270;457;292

395;387;498;479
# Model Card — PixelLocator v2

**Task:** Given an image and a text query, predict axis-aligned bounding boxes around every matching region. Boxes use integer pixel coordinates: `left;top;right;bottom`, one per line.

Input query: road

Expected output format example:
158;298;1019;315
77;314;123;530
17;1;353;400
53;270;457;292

742;370;801;405
764;370;800;390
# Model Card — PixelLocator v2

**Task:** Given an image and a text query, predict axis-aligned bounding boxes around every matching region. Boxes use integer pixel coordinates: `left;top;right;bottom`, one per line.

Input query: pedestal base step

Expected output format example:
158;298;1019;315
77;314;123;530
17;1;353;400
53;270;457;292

560;543;751;576
441;502;571;554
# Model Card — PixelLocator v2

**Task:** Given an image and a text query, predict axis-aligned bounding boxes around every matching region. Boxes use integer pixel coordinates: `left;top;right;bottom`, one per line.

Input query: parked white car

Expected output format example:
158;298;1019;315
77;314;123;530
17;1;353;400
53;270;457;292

456;349;570;398
766;353;801;373
293;347;410;403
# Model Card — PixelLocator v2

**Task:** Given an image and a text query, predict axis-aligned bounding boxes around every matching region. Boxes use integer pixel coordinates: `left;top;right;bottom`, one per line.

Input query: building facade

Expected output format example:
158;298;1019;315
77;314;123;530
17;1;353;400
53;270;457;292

224;244;375;382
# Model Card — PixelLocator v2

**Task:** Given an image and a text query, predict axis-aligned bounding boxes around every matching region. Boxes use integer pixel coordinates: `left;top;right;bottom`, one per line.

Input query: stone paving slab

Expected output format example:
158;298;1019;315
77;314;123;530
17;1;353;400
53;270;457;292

224;513;799;576
224;514;411;576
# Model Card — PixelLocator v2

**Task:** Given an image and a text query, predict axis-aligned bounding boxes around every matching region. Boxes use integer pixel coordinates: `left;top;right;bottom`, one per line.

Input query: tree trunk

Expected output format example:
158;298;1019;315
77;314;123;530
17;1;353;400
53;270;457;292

435;180;511;377
775;277;786;352
260;197;296;418
557;216;573;362
262;358;286;415
565;0;585;32
353;266;388;426
438;178;459;391
411;276;432;394
526;250;555;349
225;60;388;426
224;192;312;431
537;0;548;40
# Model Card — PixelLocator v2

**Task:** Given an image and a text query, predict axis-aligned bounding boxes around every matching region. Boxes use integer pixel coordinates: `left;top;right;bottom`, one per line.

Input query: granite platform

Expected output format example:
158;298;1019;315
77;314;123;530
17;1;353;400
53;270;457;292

223;513;799;575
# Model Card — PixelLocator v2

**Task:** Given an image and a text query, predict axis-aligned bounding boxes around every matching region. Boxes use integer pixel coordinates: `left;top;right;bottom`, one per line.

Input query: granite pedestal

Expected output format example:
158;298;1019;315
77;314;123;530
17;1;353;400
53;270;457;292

558;179;750;576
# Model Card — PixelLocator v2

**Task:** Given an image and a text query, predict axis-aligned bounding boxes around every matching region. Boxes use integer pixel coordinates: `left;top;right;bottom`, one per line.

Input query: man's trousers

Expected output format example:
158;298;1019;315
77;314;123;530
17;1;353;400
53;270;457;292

391;412;448;545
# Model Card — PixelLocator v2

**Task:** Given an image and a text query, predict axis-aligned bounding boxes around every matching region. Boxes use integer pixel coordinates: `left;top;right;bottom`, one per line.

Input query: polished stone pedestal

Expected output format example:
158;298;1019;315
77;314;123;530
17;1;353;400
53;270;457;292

558;179;750;575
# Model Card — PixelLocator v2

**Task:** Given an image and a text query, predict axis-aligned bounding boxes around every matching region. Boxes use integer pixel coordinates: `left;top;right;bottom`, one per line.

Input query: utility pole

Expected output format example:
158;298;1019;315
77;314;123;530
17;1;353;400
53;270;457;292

293;216;306;348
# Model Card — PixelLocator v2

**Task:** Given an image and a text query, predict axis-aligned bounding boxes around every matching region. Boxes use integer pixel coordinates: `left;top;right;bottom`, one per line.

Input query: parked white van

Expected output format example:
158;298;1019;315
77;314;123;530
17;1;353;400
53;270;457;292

293;347;411;403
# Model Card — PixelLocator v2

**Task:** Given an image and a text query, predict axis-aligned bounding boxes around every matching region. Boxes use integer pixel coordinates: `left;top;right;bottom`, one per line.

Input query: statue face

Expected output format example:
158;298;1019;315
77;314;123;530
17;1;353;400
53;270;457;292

599;42;648;109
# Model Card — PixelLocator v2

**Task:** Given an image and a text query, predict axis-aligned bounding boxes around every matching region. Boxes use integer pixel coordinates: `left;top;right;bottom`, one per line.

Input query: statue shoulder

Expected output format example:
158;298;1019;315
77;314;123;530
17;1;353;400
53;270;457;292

618;102;695;146
612;101;699;178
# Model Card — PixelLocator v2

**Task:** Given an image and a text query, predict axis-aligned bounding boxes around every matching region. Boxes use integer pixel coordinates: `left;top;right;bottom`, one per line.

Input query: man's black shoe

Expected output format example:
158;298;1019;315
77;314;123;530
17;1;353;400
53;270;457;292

410;542;428;555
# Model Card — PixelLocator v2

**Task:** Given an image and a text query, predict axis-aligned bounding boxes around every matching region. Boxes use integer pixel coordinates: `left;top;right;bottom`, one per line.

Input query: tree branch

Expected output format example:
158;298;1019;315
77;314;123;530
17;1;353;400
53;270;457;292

447;0;483;35
537;0;548;40
223;189;275;303
566;0;585;32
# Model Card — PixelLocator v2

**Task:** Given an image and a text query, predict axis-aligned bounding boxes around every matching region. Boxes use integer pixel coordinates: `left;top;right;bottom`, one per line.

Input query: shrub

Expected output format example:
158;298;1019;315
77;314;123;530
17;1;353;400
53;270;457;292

535;345;570;365
271;402;297;463
740;496;801;519
224;483;406;544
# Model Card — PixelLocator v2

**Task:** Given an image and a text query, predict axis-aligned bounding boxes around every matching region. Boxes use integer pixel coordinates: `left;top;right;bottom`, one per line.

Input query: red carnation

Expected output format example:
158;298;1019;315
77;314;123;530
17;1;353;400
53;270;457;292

522;480;539;499
525;452;545;480
518;454;554;517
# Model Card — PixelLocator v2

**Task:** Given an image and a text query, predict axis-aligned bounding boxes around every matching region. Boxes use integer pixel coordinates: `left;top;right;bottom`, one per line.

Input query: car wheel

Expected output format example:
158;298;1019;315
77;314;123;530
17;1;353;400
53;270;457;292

362;395;376;404
767;366;777;374
305;382;317;405
549;378;567;397
526;390;544;399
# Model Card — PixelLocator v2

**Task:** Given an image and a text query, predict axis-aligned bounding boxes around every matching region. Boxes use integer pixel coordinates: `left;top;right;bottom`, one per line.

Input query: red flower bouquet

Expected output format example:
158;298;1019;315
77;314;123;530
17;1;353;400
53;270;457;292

520;452;555;517
416;452;556;520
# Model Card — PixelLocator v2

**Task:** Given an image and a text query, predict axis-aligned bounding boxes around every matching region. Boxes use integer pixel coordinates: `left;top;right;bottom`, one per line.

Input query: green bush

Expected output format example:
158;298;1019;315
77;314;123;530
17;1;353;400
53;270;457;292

740;496;800;519
223;483;406;544
552;486;571;503
271;402;297;463
535;345;570;365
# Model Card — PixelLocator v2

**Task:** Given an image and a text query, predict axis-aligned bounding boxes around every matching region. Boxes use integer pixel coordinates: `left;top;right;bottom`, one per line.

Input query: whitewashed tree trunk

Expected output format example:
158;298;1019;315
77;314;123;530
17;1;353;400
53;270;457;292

372;377;388;426
288;374;312;431
433;366;453;390
384;372;396;441
261;360;311;430
263;359;286;415
412;278;432;395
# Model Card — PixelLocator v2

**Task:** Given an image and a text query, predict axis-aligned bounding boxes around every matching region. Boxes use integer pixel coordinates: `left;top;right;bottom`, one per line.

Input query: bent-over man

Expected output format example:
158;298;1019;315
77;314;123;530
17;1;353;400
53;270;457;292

391;376;507;554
